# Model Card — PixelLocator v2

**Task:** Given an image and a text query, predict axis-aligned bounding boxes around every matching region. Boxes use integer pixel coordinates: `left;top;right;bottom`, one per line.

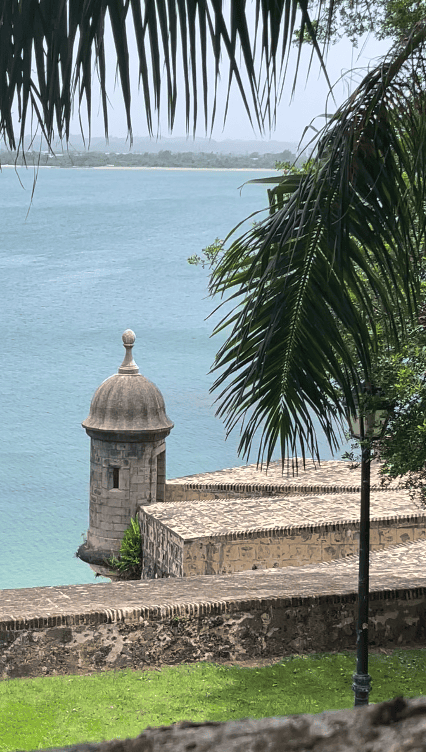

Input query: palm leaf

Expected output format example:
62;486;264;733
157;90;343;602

0;0;341;150
209;24;426;471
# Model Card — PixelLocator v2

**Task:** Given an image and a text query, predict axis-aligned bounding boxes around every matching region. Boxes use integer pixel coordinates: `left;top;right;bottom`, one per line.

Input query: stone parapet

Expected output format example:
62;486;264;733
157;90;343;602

165;459;406;502
1;539;426;679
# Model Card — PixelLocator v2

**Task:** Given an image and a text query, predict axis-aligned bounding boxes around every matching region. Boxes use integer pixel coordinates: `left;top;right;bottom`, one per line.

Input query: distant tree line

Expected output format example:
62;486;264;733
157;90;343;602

0;149;296;170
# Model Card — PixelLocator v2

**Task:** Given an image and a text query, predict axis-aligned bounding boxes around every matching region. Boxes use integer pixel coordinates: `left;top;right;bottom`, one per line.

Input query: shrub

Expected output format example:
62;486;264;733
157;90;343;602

106;516;142;580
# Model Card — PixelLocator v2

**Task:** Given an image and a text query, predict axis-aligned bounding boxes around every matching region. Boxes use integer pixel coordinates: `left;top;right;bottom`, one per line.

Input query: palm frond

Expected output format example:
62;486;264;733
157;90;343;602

0;0;343;150
209;23;426;470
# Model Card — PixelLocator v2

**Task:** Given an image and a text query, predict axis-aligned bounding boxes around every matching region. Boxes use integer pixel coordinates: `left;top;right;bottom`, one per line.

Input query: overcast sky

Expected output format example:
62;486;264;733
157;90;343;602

71;19;392;148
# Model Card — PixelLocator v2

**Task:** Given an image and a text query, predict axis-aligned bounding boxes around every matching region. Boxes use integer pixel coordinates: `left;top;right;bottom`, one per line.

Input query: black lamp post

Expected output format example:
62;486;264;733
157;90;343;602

348;385;389;707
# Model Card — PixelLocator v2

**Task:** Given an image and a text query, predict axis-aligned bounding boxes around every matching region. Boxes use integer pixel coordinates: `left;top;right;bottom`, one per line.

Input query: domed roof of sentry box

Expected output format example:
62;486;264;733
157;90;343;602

82;330;174;435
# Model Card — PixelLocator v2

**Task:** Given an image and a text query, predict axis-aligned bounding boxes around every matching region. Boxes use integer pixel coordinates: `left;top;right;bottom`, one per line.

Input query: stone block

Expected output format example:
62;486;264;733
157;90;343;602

183;561;204;576
92;519;110;532
332;543;358;559
324;542;344;560
111;521;129;533
397;526;414;543
187;542;208;561
132;482;149;497
222;543;241;560
103;501;131;514
120;473;130;491
256;539;283;558
109;488;127;499
330;527;346;543
377;526;398;546
239;544;257;559
108;514;130;525
205;541;224;561
299;528;314;542
299;543;322;563
86;532;119;549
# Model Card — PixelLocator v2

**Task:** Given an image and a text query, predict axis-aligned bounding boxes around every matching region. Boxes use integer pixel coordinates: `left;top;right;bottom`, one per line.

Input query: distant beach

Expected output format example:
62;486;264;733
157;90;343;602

1;164;275;172
91;165;274;171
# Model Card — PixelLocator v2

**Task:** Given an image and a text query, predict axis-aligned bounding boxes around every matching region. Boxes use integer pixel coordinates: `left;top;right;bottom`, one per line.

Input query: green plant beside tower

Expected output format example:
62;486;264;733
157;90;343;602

106;516;142;581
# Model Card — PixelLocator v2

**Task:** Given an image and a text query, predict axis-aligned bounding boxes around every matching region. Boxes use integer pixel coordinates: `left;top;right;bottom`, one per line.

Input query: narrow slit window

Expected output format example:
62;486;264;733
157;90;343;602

112;467;120;489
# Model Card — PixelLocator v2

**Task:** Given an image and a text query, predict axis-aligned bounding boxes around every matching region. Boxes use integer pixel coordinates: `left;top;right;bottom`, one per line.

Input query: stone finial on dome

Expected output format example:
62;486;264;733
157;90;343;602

118;329;139;374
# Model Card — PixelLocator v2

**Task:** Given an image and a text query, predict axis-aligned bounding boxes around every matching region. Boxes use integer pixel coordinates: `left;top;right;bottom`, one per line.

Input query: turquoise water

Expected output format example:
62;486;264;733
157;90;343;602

0;167;348;590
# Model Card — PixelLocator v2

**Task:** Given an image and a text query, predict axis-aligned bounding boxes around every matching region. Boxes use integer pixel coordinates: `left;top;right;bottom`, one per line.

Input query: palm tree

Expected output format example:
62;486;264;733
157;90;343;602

1;1;425;469
208;25;426;469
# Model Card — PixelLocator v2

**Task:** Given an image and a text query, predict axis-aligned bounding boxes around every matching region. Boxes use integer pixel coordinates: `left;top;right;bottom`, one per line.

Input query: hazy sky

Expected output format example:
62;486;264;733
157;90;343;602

71;19;392;147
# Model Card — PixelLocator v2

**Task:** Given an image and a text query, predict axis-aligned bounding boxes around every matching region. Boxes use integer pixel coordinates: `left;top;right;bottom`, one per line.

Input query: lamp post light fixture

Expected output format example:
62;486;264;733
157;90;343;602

348;384;390;707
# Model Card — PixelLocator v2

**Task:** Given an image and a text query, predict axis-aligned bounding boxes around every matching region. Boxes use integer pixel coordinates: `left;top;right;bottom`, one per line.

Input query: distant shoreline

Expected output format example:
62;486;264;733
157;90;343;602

92;166;275;172
1;164;276;172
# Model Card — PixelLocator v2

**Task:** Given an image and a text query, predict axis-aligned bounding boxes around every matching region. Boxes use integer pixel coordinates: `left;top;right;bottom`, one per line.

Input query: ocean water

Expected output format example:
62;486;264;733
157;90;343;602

0;166;348;590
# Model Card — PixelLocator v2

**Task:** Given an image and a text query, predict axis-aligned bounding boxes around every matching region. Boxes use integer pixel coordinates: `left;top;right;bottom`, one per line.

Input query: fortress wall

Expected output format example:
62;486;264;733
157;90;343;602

182;518;426;576
1;583;425;680
140;511;426;579
2;462;424;683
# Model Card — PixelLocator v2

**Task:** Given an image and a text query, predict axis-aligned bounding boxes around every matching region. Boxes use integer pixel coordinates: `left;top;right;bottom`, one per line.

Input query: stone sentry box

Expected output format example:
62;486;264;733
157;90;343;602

77;330;173;578
139;495;426;578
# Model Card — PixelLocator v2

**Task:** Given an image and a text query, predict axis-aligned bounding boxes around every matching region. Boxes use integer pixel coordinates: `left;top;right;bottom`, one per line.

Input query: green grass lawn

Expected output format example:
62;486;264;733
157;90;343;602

1;648;425;751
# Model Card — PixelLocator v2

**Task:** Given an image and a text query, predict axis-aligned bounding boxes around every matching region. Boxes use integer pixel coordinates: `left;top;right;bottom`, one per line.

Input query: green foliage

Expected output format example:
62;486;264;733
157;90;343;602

206;31;426;470
106;516;142;580
187;237;224;269
381;0;426;40
274;159;315;173
369;327;426;502
192;94;426;483
334;244;426;500
188;162;313;270
1;650;425;750
296;0;426;46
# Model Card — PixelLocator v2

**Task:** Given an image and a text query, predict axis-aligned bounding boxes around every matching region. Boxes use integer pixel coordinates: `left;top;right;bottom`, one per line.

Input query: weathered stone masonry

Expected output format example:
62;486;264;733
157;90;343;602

2;460;426;679
77;330;173;578
139;493;426;578
1;537;426;679
87;436;166;550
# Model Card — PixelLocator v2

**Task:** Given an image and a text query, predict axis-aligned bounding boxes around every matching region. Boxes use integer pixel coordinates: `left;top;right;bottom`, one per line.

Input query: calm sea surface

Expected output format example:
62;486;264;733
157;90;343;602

0;166;348;590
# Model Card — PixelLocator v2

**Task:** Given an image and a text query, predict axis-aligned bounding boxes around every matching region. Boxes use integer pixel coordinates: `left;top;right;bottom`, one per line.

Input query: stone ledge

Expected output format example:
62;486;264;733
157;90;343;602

166;459;407;496
1;539;426;631
142;492;425;540
24;696;426;752
23;697;426;752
